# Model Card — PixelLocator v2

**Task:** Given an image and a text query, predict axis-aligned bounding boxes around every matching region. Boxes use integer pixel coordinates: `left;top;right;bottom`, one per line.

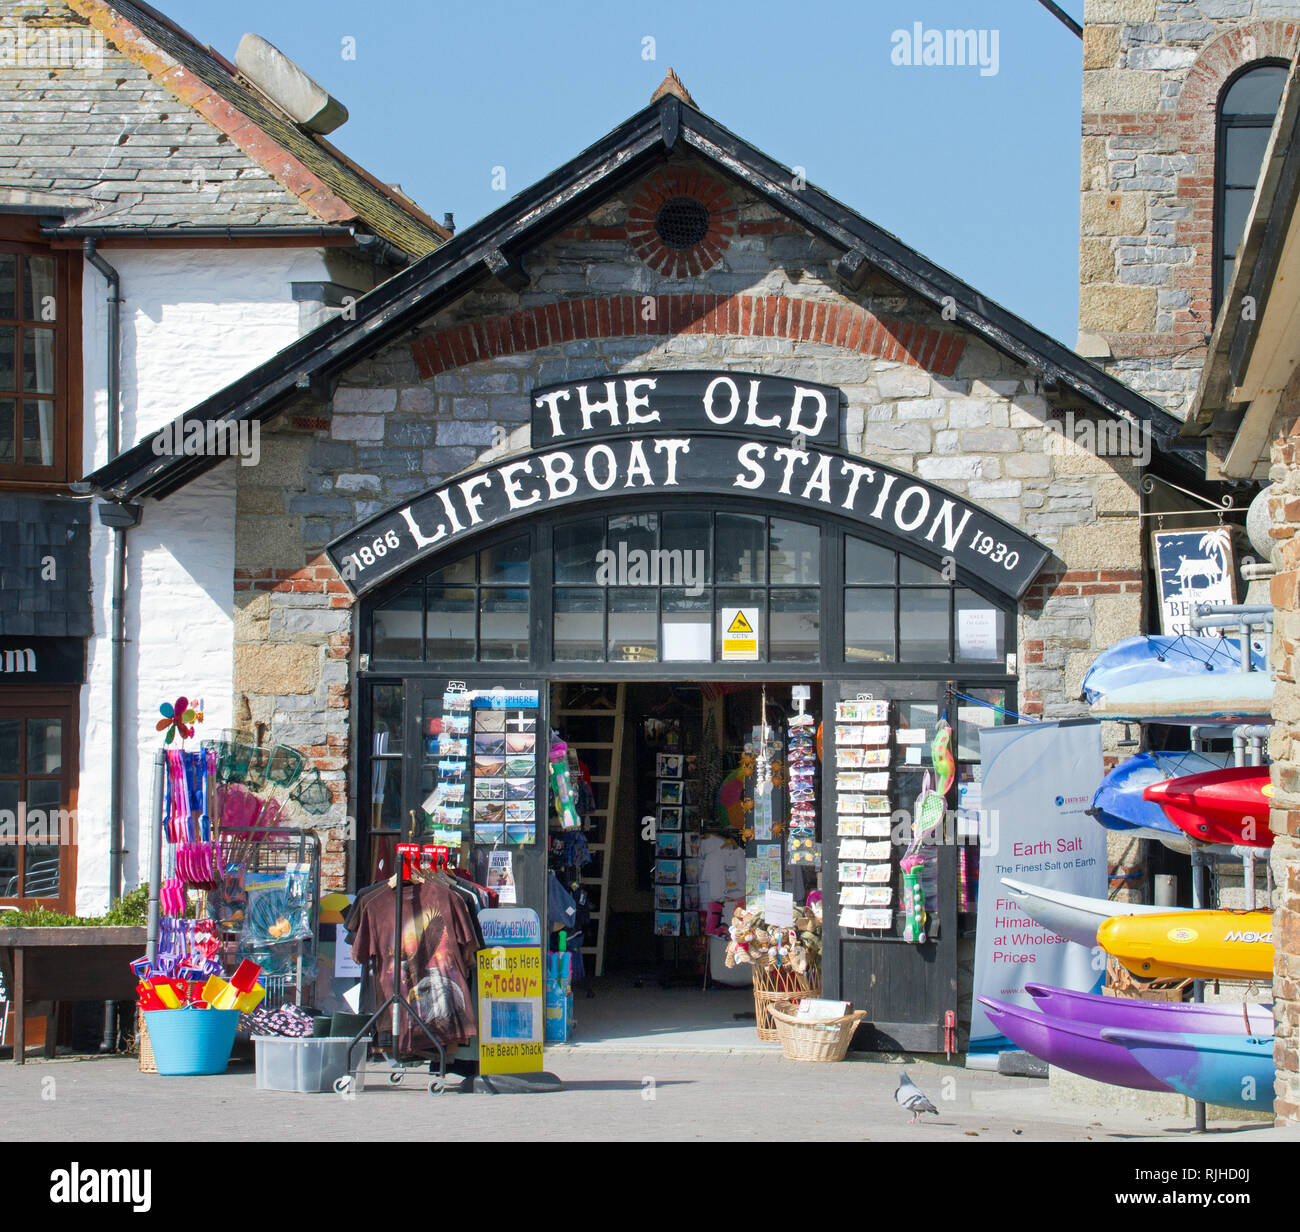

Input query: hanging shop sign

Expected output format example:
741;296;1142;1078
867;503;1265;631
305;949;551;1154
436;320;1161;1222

720;606;759;661
328;436;1050;600
1152;528;1236;637
969;720;1107;1055
0;636;85;684
477;907;544;1075
531;370;842;448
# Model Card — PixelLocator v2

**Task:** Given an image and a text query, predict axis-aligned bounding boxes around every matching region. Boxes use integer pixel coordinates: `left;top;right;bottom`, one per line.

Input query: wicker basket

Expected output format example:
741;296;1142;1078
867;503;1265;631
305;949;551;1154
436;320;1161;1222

137;1008;156;1074
1103;956;1191;1002
750;965;821;1042
769;1000;867;1063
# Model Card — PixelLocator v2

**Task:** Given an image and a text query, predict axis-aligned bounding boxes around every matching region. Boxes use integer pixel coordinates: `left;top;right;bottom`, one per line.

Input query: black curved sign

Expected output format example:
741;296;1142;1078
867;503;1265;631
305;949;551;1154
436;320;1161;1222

327;435;1051;599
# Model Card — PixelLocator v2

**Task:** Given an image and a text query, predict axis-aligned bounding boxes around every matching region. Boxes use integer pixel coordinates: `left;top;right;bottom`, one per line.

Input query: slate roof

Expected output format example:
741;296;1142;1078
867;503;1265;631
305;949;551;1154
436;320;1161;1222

2;0;447;255
84;92;1204;501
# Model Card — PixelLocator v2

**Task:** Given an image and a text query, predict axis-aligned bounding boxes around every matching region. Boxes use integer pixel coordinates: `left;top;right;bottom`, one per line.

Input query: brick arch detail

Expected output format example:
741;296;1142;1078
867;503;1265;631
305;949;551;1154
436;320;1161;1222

1175;21;1298;121
409;294;966;380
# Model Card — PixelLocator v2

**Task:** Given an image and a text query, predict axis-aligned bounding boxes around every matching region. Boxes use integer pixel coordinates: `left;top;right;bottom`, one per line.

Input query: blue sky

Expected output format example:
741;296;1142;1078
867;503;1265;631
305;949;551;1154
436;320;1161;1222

164;0;1087;343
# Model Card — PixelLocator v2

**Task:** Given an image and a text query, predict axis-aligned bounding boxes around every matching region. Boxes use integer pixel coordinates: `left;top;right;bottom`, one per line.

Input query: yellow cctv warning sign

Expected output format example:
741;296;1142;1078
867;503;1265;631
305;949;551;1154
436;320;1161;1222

721;607;759;661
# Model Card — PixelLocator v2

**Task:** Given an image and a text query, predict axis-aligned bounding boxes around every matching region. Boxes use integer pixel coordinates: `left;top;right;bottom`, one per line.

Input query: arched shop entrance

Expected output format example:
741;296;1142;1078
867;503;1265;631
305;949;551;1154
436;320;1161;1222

333;382;1047;1050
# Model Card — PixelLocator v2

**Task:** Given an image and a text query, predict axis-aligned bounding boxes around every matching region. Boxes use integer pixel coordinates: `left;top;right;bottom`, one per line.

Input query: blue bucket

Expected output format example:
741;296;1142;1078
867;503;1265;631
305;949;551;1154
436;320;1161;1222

143;1009;240;1076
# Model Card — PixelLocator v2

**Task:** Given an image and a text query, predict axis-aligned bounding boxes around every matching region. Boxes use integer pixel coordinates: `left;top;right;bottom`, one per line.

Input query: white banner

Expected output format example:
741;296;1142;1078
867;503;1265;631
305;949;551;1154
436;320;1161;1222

969;720;1107;1054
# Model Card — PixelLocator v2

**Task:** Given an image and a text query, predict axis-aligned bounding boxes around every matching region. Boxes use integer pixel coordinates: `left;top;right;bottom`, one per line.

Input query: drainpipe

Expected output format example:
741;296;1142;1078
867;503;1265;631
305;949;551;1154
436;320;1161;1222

84;239;127;1054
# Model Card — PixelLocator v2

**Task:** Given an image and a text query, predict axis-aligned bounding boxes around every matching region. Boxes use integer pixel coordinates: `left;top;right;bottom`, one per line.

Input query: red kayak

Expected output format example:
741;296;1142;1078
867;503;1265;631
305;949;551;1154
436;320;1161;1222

1143;767;1273;848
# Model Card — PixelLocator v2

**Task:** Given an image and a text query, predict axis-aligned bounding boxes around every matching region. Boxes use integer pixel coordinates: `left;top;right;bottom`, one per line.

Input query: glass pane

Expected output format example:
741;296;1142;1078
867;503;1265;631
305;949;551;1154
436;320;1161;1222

845;535;895;584
22;399;54;466
427;552;475;585
899;589;951;662
22;256;56;321
770;518;819;584
26;778;64;842
715;513;766;583
367;759;404;833
1221;65;1287;116
0;720;18;773
370;683;404;757
661;511;712;585
955;591;1007;663
554;520;604;584
0;781;17;836
480;536;529;585
554;588;604;661
957;689;1006;761
0;326;14;391
662;588;712;662
0;254;14;318
608;588;657;662
716;588;765;659
900;555;945;584
1222;187;1255;263
480;588;529;660
0;846;16;898
425;586;476;660
372;585;423;660
1225;124;1273;186
26;718;61;774
22;329;55;392
608;513;658;564
22;847;60;898
845;589;896;662
770;587;819;661
0;398;13;463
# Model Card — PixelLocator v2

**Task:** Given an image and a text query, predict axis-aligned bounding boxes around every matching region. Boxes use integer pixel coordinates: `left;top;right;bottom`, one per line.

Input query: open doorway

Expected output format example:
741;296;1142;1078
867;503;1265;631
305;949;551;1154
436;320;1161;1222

546;679;822;1047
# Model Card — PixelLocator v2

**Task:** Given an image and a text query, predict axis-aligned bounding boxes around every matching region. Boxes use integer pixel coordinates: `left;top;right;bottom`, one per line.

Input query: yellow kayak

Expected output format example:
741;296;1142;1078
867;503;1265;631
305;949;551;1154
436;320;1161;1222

1097;910;1274;981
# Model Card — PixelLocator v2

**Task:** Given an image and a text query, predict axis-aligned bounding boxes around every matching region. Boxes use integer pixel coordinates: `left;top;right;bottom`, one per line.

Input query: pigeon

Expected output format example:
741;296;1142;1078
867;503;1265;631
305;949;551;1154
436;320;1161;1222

895;1069;939;1122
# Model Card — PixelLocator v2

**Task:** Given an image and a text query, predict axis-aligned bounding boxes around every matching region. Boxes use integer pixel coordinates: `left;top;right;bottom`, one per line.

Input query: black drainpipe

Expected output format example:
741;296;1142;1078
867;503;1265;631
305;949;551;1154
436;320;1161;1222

84;238;128;1053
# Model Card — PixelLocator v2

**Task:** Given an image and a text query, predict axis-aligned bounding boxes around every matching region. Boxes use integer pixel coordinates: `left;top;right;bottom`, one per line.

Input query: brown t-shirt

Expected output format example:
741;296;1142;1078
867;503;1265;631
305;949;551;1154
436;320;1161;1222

351;880;479;1052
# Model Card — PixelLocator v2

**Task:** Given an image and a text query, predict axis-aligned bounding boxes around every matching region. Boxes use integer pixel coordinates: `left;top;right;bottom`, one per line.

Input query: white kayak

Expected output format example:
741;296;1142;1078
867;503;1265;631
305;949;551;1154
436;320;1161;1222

1000;877;1189;948
1088;671;1273;725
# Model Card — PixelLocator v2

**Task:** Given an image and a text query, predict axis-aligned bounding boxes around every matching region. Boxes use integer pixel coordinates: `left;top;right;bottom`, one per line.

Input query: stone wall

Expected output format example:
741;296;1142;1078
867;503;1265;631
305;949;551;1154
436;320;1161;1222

231;163;1151;894
1080;0;1300;419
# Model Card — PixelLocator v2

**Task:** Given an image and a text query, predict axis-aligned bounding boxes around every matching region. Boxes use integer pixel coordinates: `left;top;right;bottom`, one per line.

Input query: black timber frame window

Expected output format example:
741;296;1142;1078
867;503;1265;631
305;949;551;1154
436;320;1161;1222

1214;60;1289;314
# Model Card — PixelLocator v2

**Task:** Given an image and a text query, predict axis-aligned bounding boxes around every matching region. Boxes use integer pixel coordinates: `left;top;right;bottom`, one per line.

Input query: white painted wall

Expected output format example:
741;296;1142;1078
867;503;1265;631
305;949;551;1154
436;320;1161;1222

78;247;336;913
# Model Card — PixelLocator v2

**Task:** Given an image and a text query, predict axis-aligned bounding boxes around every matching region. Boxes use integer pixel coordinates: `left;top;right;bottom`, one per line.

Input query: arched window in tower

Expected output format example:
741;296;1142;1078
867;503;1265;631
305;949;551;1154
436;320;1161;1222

1215;61;1289;311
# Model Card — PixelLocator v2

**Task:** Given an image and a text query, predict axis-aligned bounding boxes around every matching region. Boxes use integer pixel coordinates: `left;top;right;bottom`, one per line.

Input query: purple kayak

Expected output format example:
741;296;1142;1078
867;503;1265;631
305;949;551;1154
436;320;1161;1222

978;995;1176;1092
1024;983;1273;1035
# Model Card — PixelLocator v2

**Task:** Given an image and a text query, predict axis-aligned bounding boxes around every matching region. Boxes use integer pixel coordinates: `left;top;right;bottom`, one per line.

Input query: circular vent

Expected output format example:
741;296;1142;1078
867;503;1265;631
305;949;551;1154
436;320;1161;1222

655;196;711;250
628;168;734;277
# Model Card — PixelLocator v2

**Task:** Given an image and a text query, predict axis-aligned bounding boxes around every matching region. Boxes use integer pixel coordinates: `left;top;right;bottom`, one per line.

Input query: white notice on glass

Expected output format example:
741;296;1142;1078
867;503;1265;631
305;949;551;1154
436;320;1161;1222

958;608;1000;660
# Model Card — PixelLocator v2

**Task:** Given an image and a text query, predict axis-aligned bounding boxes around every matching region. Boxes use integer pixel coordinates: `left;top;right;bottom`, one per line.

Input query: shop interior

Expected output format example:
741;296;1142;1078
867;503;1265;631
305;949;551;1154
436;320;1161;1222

545;679;823;1046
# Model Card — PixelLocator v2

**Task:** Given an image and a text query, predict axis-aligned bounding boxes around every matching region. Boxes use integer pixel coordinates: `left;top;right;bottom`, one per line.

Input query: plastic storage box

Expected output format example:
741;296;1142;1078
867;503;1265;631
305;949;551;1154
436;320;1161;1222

253;1035;366;1093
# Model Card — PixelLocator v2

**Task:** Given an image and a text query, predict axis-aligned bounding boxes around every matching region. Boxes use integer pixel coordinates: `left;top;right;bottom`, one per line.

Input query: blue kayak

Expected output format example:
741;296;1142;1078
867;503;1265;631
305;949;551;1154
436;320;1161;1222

1081;635;1266;705
1099;1028;1275;1111
1089;750;1231;842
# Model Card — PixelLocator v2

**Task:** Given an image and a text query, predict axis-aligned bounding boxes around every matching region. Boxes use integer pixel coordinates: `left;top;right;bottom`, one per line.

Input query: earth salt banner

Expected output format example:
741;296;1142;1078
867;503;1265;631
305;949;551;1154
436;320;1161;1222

969;719;1107;1054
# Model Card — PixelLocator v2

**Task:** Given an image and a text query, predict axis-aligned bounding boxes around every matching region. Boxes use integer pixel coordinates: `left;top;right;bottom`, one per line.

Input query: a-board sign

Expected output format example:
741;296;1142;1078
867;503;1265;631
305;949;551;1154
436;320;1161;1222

477;907;543;1075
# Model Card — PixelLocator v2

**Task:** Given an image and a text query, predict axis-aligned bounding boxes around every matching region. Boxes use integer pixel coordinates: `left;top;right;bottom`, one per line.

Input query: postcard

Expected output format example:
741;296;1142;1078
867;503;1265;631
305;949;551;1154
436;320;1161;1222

839;908;892;930
654;859;682;885
473;801;505;824
473;822;505;846
505;823;535;845
657;780;683;805
836;700;888;723
437;759;467;781
506;778;535;800
505;800;535;822
654;911;681;937
655;886;682;912
656;831;683;857
683;857;702;883
474;755;505;778
505;732;536;754
443;712;470;734
474;778;505;801
683;911;700;937
474;732;506;756
474;711;506;733
656;753;683;779
684;832;701;857
439;737;467;758
682;885;700;911
657;806;681;832
438;782;465;803
838;794;866;814
505;755;536;777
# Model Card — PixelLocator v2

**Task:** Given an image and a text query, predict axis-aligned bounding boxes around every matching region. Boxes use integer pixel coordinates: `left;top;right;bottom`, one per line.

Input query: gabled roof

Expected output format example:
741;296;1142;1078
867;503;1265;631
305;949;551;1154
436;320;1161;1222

56;0;448;255
84;91;1201;501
